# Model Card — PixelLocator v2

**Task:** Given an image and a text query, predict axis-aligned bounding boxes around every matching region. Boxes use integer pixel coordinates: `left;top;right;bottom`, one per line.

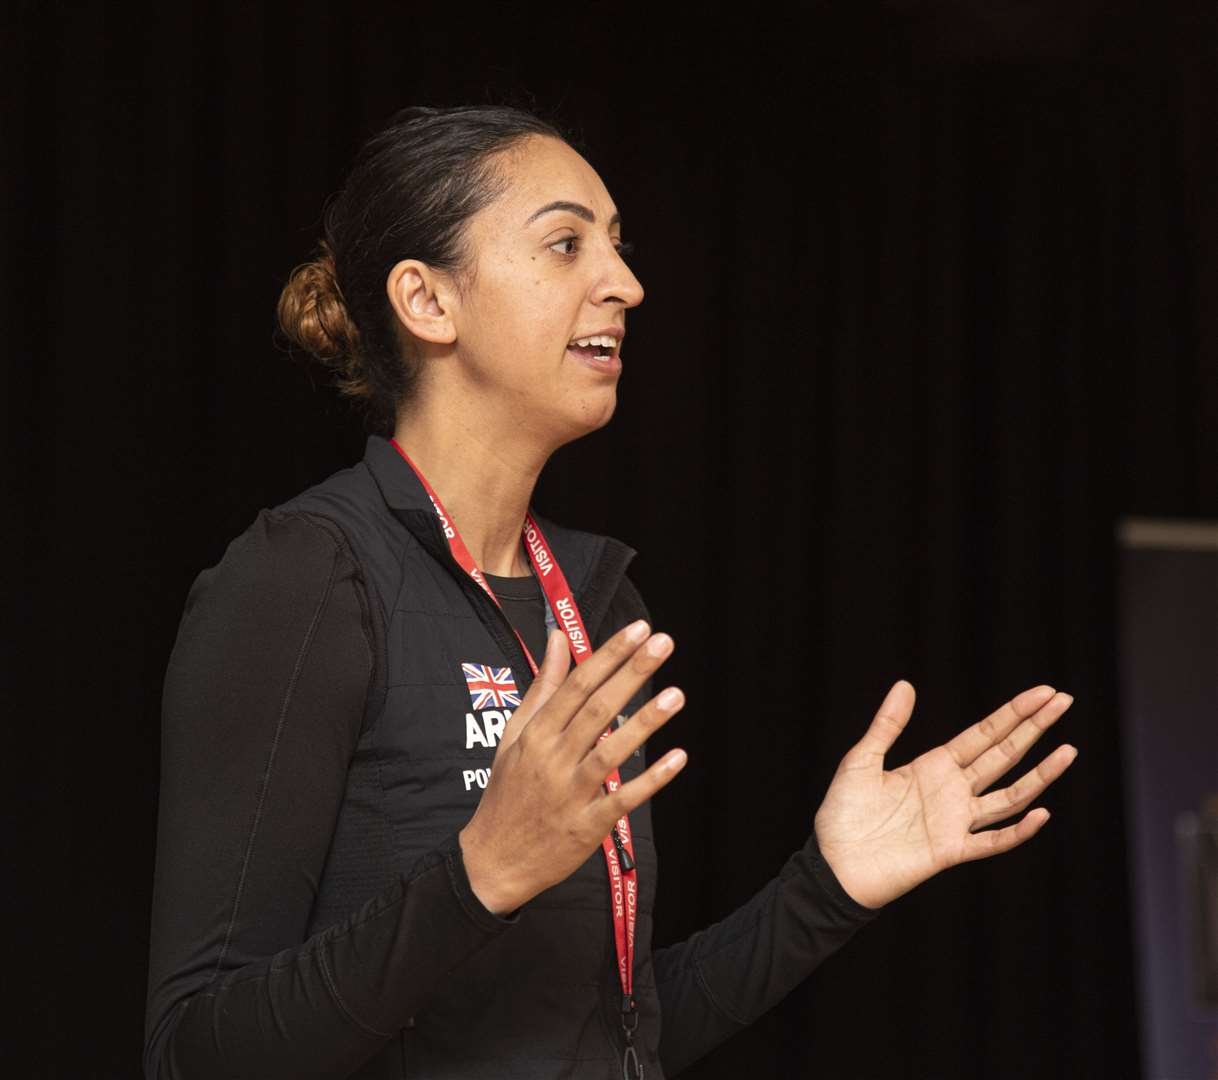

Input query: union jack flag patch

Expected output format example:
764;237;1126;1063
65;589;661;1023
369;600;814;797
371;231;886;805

461;663;521;710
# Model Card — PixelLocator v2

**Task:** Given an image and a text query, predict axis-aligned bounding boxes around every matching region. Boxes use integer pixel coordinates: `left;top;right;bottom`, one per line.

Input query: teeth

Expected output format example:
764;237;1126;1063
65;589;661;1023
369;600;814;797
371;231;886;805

570;334;617;349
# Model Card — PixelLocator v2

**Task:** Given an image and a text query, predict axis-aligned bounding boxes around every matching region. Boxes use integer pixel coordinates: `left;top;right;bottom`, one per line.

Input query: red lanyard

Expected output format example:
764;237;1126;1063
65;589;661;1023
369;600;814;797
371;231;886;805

389;438;639;1012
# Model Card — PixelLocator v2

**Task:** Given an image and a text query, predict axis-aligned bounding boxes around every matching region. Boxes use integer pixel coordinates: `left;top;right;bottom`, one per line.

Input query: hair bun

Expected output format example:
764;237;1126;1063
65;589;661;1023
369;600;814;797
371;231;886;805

276;239;363;371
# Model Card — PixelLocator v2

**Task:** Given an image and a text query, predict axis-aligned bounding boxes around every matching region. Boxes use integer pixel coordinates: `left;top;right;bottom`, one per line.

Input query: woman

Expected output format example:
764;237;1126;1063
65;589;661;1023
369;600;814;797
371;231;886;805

143;104;1078;1080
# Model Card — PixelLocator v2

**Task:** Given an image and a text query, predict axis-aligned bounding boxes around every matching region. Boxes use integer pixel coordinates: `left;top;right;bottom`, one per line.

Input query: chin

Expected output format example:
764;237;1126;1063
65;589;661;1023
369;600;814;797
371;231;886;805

585;386;618;431
586;391;617;432
553;390;618;447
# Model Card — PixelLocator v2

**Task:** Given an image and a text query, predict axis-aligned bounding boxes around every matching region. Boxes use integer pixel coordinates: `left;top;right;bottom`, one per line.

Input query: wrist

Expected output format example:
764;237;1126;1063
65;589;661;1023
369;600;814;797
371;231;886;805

814;833;890;911
458;822;524;916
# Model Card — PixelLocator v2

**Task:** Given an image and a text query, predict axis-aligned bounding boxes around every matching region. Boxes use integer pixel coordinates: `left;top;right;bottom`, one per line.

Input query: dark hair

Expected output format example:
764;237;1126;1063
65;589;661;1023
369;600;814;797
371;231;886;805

277;103;572;435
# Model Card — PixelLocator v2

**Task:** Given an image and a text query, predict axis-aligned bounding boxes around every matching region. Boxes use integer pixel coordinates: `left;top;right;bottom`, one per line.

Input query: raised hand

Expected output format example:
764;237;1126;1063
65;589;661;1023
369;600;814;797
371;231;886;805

458;621;688;915
813;681;1077;910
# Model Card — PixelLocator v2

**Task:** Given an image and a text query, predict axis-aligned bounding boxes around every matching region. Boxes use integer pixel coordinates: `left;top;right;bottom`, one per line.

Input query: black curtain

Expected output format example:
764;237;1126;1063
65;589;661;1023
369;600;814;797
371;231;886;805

7;3;1215;1077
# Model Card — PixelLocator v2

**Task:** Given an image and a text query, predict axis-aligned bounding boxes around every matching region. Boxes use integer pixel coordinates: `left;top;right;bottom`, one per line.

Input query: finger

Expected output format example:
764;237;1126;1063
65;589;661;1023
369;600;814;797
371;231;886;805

944;684;1057;769
526;630;571;712
970;744;1078;828
576;686;686;787
563;631;675;754
500;630;569;750
959;806;1051;863
964;692;1074;794
854;680;916;761
528;618;651;740
591;746;689;830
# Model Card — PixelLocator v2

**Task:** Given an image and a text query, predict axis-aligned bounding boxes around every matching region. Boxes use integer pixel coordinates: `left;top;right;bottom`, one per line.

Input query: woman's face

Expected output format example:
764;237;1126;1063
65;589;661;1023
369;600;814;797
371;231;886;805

430;134;644;446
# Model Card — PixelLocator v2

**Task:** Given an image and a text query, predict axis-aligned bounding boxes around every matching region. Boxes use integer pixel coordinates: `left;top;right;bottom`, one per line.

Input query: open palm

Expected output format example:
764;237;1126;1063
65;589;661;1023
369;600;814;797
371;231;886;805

813;681;1078;910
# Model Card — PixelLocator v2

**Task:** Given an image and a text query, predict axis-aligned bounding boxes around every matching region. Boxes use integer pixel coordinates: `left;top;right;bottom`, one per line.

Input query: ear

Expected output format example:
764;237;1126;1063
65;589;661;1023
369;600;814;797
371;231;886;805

386;259;459;347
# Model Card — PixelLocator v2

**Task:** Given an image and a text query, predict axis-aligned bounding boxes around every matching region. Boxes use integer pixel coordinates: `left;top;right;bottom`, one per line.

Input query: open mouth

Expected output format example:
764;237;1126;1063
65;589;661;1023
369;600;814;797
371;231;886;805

566;333;622;372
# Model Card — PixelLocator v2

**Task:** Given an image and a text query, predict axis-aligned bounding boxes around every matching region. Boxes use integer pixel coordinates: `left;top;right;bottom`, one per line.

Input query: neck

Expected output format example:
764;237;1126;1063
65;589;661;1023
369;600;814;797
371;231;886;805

393;398;551;578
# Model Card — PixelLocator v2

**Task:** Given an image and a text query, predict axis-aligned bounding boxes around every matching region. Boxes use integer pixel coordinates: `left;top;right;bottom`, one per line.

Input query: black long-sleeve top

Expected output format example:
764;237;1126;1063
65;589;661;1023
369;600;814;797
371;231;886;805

144;508;880;1079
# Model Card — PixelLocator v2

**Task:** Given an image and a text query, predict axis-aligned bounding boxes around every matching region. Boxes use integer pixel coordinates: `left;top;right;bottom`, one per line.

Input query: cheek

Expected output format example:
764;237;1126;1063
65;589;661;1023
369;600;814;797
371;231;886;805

472;261;578;366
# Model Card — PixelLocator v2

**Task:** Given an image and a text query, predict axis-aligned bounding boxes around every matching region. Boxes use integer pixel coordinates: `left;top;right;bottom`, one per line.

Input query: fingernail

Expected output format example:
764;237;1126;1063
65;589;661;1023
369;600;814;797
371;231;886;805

646;633;672;657
665;749;687;770
658;687;682;710
626;620;649;643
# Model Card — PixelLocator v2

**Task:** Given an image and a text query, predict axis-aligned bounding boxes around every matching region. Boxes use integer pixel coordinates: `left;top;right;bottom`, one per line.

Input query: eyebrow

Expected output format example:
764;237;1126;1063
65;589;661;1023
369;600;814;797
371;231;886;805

524;200;621;229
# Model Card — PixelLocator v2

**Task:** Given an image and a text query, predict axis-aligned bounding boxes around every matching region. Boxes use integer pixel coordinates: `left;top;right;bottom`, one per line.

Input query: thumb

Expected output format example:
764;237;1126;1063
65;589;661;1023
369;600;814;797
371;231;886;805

854;679;915;762
500;630;569;749
529;629;570;710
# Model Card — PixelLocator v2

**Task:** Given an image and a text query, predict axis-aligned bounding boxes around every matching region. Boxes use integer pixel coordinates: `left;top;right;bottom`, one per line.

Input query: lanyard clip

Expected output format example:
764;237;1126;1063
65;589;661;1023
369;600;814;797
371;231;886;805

620;996;642;1080
621;994;639;1035
612;825;636;872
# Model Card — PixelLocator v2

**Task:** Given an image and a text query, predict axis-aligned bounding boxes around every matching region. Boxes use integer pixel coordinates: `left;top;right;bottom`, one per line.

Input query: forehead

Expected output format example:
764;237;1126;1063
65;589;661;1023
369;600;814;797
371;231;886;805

489;135;618;226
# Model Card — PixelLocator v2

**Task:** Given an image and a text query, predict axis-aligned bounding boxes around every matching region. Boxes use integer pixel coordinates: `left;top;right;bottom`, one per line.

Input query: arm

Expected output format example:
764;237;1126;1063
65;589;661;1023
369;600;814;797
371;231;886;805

656;675;1078;1077
653;830;879;1076
589;578;871;1071
598;575;875;1074
143;509;516;1080
589;574;878;1072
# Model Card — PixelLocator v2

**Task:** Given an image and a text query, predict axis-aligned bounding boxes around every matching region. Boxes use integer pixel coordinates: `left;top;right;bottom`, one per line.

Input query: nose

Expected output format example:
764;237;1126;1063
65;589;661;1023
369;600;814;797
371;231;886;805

593;241;645;310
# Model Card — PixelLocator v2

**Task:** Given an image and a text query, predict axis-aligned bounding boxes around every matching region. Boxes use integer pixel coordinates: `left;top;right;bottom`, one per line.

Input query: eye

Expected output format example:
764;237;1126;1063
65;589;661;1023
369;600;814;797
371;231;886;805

547;236;637;260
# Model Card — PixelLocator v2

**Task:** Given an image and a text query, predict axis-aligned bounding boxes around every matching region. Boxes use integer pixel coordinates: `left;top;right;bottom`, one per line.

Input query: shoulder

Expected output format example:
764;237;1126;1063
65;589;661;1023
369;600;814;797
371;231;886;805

526;509;648;635
189;438;399;614
167;508;379;727
203;443;381;585
183;508;364;624
606;569;650;618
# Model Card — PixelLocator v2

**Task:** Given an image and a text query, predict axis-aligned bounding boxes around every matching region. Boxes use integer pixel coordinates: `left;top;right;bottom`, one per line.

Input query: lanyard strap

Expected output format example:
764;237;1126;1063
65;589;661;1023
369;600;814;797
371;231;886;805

389;437;638;1007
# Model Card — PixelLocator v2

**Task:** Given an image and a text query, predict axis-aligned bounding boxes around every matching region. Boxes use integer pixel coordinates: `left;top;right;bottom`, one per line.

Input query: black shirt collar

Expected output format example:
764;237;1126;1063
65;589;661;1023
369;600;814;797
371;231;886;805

361;433;638;637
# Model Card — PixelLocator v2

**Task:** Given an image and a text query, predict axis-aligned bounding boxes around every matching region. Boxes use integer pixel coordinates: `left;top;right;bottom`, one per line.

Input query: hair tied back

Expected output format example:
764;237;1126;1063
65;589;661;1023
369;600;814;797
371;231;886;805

277;238;362;369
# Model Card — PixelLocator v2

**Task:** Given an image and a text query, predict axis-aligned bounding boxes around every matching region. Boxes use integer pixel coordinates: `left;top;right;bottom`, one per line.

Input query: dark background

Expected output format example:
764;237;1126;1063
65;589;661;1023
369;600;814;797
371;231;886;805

6;2;1215;1077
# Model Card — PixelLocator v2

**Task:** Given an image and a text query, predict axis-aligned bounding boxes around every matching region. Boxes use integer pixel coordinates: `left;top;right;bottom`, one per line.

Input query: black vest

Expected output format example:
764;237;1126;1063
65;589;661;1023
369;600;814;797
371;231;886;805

279;434;664;1078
